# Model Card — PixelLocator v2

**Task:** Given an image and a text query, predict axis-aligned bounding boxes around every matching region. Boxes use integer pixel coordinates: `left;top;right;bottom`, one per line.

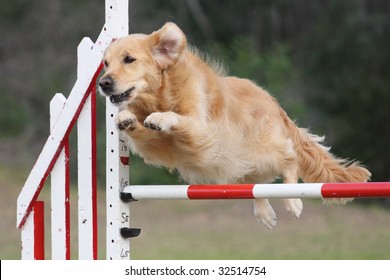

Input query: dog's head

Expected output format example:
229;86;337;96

99;22;187;105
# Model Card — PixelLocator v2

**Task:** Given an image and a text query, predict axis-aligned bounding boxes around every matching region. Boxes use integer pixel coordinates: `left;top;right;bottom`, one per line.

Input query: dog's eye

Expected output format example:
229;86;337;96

104;60;109;67
123;55;136;64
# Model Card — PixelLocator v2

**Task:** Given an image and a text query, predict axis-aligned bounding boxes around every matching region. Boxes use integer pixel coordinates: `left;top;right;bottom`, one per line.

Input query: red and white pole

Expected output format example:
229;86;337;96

21;201;45;260
50;94;70;260
122;182;390;201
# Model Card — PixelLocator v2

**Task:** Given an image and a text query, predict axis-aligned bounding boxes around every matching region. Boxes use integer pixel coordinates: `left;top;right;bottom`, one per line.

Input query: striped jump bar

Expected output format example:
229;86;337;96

121;182;390;201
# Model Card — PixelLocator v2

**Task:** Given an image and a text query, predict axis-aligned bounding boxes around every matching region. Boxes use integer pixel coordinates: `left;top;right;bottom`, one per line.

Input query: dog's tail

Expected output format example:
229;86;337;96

282;111;371;204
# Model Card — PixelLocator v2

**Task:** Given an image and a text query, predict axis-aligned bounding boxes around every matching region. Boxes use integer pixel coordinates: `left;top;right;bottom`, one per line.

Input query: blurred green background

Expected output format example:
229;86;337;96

1;0;389;259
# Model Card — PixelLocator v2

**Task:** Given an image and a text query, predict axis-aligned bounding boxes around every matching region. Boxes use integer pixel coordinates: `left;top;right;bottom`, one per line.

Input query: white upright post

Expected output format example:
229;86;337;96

77;37;98;260
50;93;70;260
105;0;133;260
21;210;35;260
21;202;44;260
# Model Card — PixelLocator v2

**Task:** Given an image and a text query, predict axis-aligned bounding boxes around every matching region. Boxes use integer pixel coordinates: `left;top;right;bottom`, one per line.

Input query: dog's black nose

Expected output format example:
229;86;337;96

99;76;114;93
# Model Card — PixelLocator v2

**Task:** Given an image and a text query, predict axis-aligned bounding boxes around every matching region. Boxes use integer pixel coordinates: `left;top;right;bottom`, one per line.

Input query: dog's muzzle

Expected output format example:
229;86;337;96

98;76;135;104
109;87;135;104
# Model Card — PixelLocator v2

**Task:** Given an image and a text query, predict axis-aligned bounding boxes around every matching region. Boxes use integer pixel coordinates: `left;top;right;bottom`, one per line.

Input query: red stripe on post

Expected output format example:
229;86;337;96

64;140;71;260
120;156;130;165
34;201;45;260
322;182;390;198
90;82;98;260
187;184;255;199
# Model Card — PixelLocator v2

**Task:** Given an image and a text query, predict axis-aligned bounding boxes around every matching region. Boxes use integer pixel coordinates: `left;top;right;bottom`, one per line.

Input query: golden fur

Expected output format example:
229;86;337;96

99;23;371;229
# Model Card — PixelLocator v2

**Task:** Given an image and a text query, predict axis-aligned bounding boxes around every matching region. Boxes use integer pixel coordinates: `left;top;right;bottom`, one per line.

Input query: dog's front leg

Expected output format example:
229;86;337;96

116;110;153;141
144;112;182;132
143;111;214;162
116;110;139;131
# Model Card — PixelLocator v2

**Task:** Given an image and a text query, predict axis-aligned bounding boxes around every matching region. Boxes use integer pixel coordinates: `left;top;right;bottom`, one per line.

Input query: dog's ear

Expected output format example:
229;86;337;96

149;22;187;69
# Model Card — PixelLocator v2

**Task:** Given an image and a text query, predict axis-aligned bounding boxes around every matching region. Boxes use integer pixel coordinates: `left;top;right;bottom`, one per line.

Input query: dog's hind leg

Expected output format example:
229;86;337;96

282;168;303;219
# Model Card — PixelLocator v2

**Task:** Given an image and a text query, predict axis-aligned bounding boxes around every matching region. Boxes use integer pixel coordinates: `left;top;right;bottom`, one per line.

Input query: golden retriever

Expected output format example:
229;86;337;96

99;22;371;229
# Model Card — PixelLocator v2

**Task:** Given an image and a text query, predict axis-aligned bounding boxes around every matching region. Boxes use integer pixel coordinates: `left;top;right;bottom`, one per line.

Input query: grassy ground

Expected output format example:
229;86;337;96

131;199;390;259
1;166;390;260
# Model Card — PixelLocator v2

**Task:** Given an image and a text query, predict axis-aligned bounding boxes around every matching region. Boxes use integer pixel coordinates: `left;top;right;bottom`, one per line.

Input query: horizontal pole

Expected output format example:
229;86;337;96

122;182;390;201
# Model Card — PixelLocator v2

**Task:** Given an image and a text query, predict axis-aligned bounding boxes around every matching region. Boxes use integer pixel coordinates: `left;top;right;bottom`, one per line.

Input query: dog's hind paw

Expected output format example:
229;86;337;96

283;198;303;219
116;110;136;131
254;199;277;230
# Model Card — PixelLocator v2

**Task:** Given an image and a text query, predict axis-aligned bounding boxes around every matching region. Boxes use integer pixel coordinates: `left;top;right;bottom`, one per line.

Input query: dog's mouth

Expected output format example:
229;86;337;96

109;87;135;104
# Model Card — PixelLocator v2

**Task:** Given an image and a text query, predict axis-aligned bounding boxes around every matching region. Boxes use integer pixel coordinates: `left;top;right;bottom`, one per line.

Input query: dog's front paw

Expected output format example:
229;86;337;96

144;112;181;132
116;110;136;131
